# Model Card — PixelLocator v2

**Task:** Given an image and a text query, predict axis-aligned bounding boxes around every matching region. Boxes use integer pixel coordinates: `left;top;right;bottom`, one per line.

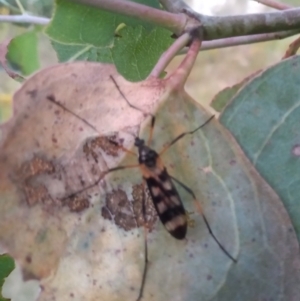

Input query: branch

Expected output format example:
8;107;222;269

198;29;300;51
74;0;300;41
193;8;300;40
1;0;299;52
254;0;293;10
73;0;190;35
0;14;49;25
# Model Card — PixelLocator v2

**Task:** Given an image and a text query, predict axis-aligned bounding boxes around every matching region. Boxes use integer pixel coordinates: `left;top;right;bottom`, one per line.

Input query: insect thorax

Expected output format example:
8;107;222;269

135;138;158;167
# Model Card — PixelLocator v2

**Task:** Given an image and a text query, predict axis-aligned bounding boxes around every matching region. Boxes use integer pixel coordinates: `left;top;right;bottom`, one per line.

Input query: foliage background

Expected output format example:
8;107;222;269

0;0;299;120
0;0;299;300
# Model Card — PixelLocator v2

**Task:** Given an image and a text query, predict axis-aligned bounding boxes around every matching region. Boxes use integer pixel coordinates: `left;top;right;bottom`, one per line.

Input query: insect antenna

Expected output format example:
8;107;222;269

153;114;236;263
110;75;156;145
47;95;99;133
46;94;138;201
159;114;215;156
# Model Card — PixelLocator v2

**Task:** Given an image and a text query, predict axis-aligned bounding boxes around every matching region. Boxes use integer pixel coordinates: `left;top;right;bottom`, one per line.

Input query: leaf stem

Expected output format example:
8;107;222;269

167;36;202;90
0;0;21;13
149;32;191;78
0;14;49;24
14;0;25;14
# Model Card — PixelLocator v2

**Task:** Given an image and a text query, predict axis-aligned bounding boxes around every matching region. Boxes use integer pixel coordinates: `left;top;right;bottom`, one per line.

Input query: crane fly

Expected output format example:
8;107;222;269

46;75;237;301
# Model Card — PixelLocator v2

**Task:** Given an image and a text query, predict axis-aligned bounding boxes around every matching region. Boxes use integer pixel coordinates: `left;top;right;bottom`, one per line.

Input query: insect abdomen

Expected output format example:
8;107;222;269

145;172;187;240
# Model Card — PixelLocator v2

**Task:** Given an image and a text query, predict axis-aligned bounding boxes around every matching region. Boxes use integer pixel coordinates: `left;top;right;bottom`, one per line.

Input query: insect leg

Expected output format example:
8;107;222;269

64;164;140;200
109;75;156;146
169;175;237;263
159;115;214;156
136;180;149;301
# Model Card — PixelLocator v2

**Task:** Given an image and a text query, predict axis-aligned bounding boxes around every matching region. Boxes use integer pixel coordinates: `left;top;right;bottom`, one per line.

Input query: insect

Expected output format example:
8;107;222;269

47;75;237;301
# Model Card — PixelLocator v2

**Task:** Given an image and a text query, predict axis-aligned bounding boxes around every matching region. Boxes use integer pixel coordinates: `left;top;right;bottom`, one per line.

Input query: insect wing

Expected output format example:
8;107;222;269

146;169;187;240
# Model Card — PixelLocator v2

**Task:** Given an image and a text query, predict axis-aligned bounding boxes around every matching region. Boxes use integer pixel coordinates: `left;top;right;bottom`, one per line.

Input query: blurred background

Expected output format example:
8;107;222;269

0;0;299;120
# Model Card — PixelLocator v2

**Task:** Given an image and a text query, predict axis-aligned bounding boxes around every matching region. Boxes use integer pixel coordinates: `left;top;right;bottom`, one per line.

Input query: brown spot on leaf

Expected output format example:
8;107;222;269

65;195;90;213
83;135;120;162
101;184;157;232
17;156;55;206
46;94;56;102
19;155;55;179
26;254;32;263
23;184;50;206
52;135;58;144
26;89;37;98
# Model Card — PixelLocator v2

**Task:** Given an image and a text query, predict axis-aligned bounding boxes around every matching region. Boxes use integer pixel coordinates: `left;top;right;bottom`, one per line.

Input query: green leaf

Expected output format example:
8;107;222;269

0;254;14;300
220;56;300;241
45;0;173;81
211;71;261;112
6;31;39;76
51;41;113;63
112;26;173;81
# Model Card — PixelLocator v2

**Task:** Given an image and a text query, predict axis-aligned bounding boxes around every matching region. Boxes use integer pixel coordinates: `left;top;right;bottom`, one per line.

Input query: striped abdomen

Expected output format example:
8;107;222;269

145;169;187;240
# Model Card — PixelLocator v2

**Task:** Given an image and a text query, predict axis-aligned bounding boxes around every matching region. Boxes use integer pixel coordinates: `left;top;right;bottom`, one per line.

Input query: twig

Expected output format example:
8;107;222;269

73;0;188;35
197;29;300;52
74;0;300;41
0;0;21;13
0;14;49;25
149;32;191;78
253;0;293;10
14;0;25;14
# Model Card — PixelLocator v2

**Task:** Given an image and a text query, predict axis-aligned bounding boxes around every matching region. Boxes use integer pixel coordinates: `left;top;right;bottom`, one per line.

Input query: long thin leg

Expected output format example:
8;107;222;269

64;164;140;200
159;115;214;156
136;180;149;301
110;75;156;146
170;175;237;263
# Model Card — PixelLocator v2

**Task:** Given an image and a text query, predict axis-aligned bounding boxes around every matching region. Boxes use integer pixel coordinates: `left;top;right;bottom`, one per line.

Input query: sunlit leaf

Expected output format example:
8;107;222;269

0;62;299;301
